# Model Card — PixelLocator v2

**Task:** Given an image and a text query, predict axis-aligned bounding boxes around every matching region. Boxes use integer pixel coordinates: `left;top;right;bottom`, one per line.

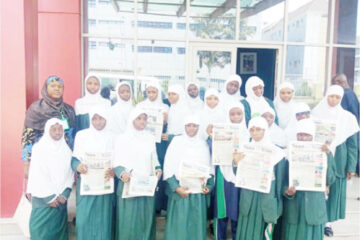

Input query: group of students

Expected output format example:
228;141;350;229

22;73;359;240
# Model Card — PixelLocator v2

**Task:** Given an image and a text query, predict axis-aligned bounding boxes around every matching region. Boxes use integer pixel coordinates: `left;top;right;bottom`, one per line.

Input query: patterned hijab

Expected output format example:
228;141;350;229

24;76;76;131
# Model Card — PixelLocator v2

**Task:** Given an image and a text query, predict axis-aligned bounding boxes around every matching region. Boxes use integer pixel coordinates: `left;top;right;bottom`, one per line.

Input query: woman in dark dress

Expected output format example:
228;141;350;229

22;75;76;178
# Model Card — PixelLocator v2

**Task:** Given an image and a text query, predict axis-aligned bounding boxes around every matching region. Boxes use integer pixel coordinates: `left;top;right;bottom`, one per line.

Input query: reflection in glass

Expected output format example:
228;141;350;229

195;50;232;90
84;0;135;37
287;0;328;43
136;40;186;92
334;0;359;45
355;49;360;98
240;0;285;41
332;47;360;98
84;38;136;104
285;46;326;101
84;37;134;74
190;0;236;40
137;0;186;39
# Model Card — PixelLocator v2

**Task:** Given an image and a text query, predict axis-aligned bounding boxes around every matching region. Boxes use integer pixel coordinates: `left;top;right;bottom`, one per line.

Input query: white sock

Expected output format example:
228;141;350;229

325;222;331;228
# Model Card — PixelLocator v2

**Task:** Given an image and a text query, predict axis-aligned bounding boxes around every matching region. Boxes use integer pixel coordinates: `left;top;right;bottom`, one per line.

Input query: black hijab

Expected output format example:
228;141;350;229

24;76;76;131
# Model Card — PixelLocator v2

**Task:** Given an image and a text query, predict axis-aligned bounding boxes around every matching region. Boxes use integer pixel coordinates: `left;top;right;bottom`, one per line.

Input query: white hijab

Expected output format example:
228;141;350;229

312;85;359;149
248;116;271;144
163;115;212;180
72;107;115;162
114;108;157;176
260;106;287;148
75;74;111;115
284;102;311;144
27;118;74;198
220;102;250;183
296;118;316;139
185;81;204;114
167;84;191;135
285;118;316;159
274;82;296;129
248;117;285;164
220;74;243;107
137;78;169;113
245;76;272;117
109;82;134;134
199;88;225;140
226;101;249;139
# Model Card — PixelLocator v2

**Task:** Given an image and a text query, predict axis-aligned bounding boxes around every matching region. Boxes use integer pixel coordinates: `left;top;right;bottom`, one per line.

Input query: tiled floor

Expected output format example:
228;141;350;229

1;177;359;240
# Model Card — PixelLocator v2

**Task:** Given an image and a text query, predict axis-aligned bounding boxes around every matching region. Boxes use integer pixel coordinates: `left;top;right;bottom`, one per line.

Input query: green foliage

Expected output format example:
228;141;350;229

193;16;255;75
193;17;235;40
295;82;312;96
134;82;144;105
239;20;256;40
160;78;169;93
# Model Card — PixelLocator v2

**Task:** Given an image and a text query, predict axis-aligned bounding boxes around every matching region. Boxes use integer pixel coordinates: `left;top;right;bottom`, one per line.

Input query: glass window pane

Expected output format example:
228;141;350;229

285;46;327;104
331;47;360;98
84;0;135;37
84;37;134;74
355;48;360;98
190;0;236;40
137;1;186;40
334;0;359;45
287;0;329;43
137;40;186;93
240;0;284;42
195;50;232;91
84;37;136;102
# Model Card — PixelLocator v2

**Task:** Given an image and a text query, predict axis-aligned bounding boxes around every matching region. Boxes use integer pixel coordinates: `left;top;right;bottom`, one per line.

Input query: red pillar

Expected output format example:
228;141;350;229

24;0;39;107
0;0;27;217
38;0;81;106
0;0;81;217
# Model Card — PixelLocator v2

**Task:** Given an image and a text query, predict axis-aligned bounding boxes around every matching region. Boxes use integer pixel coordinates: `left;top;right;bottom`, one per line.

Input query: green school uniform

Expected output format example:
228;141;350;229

235;159;286;240
71;158;115;240
281;153;336;240
114;166;160;240
164;175;214;240
154;123;175;212
30;188;71;240
75;114;90;133
327;134;358;222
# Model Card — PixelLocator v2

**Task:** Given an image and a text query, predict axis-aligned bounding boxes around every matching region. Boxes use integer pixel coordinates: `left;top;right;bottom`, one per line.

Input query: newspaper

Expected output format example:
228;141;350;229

122;174;158;198
289;141;327;192
313;118;336;144
143;107;164;143
80;152;114;195
235;144;274;193
179;160;210;194
212;124;242;166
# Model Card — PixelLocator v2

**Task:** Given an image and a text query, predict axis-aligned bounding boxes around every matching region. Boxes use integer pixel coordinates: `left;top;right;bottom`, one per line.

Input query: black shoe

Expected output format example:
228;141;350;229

324;226;333;237
209;222;214;236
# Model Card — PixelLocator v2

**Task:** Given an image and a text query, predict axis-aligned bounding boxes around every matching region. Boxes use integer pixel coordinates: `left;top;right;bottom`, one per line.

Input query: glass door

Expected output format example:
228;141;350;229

188;44;237;93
